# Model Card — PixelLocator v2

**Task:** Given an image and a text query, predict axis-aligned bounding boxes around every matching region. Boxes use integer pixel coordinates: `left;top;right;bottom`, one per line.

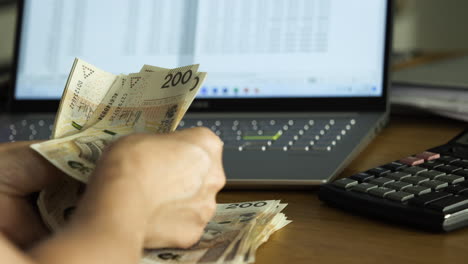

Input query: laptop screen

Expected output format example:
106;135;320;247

14;0;388;101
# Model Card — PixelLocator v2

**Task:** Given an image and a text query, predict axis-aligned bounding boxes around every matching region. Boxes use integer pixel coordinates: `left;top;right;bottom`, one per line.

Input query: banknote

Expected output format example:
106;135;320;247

34;58;290;264
140;64;205;124
142;200;282;264
31;62;205;182
37;181;290;264
52;58;118;139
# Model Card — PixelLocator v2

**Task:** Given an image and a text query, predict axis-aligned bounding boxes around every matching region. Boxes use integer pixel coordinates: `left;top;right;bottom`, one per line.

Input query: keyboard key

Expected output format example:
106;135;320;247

311;145;332;152
409;192;452;207
241;145;268;151
402;176;429;185
387;191;415;202
332;178;358;189
404;186;432;196
386;181;413;191
349;173;375;182
420;180;449;191
451;160;468;168
437;174;465;185
445;185;468;194
294;139;315;146
420;160;444;170
400;156;424;166
402;166;428;175
369;177;394;186
365;167;390;177
386;171;411;181
381;161;407;171
460;180;468;187
438;156;460;164
289;145;309;151
415;151;440;161
368;187;396;198
268;145;289;151
418;170;446;180
352;183;378;193
427;196;468;213
436;165;461;174
454;169;468;178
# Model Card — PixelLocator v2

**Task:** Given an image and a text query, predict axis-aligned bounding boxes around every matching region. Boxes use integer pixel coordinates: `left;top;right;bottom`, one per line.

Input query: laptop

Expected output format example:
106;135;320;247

2;0;392;187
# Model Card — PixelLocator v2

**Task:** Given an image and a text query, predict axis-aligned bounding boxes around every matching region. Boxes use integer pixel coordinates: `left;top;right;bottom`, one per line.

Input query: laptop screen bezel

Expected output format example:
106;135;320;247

8;0;392;113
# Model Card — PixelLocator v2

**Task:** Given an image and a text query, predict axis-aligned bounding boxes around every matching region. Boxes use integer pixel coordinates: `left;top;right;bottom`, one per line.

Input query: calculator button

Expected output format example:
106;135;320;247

402;166;428;175
401;176;429;185
436;165;461;174
427;196;468;213
460;180;468;187
387;191;415;202
369;177;394;187
451;160;468;168
386;181;413;191
349;173;375;182
365;167;390;177
420;180;449;191
382;161;407;171
437;174;465;185
332;178;358;189
368;187;396;198
438;156;460;164
418;170;446;180
454;169;468;178
409;192;452;207
445;185;468;195
352;183;378;193
420;160;444;170
386;171;412;181
415;151;440;161
404;186;432;196
400;156;424;166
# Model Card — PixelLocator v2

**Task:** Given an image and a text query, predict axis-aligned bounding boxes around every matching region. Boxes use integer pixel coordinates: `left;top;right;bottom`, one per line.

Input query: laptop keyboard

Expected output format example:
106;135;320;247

177;118;355;152
5;119;55;141
3;117;356;152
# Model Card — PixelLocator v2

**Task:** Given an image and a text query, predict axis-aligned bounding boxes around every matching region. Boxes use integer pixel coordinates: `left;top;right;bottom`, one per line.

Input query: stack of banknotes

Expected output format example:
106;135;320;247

32;59;291;263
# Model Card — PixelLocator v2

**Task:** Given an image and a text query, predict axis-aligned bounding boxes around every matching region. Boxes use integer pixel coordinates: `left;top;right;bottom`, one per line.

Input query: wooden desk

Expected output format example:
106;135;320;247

218;115;468;264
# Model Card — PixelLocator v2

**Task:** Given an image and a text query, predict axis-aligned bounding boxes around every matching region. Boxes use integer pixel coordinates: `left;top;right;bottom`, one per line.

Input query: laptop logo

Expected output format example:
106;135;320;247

82;65;95;79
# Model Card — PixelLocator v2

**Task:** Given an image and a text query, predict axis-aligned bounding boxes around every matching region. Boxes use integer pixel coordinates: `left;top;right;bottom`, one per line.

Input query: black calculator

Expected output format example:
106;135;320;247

318;129;468;232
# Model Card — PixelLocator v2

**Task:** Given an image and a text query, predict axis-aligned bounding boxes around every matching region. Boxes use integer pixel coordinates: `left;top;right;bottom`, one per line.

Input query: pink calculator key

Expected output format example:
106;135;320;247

400;156;424;166
415;151;440;161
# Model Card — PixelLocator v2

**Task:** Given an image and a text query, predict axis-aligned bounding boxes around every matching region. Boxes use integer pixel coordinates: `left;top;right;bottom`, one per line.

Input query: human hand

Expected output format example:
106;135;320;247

73;127;226;249
0;141;62;248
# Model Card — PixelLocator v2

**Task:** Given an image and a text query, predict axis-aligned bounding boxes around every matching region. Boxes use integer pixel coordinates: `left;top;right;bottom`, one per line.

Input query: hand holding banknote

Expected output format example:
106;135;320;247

5;59;290;264
87;128;226;249
0;129;226;264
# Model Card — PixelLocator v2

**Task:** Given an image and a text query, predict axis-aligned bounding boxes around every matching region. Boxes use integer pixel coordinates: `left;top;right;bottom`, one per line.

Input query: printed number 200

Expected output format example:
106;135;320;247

225;202;268;209
161;70;199;91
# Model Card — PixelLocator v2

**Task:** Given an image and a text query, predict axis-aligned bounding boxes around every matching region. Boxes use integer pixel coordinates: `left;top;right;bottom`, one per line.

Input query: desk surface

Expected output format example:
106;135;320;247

217;115;468;264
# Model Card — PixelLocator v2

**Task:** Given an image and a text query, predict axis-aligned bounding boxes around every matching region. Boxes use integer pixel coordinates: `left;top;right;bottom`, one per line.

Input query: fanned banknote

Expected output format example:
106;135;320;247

37;176;291;264
31;59;203;183
33;58;290;263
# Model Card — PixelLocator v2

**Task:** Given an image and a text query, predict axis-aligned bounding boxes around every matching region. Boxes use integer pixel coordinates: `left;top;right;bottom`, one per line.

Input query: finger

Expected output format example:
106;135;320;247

172;127;224;158
0;141;63;196
0;195;49;248
144;199;206;249
173;127;226;192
